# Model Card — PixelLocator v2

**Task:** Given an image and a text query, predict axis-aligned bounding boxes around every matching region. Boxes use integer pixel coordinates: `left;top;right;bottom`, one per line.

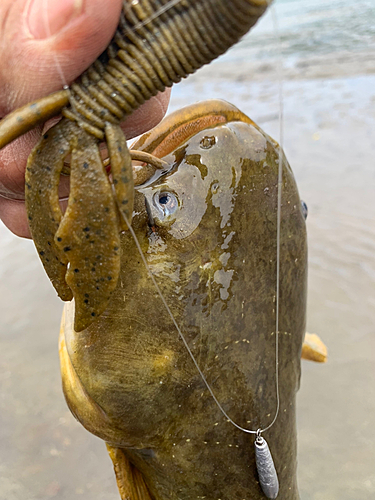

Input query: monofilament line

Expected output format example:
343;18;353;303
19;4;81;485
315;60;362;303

123;99;284;436
121;4;285;436
260;3;285;434
111;0;283;436
122;214;260;434
126;0;274;37
125;0;186;32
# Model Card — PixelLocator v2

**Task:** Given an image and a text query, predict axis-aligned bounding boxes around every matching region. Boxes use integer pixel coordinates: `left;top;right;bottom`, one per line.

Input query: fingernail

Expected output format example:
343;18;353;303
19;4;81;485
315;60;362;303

27;0;83;39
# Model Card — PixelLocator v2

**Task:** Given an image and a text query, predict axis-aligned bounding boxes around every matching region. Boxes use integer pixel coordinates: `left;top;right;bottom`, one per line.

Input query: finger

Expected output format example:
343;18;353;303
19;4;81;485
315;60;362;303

0;126;42;198
0;0;124;112
120;89;172;140
0;197;31;238
0;0;124;203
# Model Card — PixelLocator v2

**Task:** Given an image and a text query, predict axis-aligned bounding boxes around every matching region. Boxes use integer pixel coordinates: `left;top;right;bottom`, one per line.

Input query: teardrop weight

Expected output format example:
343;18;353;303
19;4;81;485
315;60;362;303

254;436;279;499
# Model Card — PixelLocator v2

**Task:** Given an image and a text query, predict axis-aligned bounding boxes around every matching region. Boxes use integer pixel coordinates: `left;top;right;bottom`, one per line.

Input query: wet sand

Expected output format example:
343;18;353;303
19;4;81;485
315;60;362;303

1;45;375;500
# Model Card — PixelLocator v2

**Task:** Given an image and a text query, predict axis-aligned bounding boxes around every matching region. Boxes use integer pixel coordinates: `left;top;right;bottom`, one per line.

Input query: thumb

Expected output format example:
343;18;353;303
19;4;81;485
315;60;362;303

0;0;171;239
0;0;123;113
0;0;123;237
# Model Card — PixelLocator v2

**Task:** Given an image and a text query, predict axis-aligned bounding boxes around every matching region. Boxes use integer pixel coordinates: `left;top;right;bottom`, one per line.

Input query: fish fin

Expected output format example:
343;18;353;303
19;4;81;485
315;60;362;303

302;333;328;363
106;445;153;500
55;128;121;331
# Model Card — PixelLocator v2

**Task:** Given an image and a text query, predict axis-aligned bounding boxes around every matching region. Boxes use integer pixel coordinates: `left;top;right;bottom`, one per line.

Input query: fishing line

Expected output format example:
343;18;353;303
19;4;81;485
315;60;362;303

40;0;186;98
46;0;189;92
121;3;285;497
48;0;284;495
43;0;284;455
124;0;273;36
261;2;285;434
61;0;281;432
121;0;284;439
121;214;260;435
124;0;187;32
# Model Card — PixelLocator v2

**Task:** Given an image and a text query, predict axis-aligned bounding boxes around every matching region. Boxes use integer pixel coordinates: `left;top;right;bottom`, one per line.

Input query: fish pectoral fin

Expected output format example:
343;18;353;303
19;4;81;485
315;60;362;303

106;445;153;500
301;332;328;363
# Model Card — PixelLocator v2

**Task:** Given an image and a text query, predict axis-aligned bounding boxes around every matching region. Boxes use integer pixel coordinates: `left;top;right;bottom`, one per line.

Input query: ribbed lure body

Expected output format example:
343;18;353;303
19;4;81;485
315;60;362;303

65;0;269;139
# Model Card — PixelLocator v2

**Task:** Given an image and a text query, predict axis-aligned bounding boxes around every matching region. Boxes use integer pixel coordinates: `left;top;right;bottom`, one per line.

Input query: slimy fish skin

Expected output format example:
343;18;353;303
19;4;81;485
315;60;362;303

60;100;307;500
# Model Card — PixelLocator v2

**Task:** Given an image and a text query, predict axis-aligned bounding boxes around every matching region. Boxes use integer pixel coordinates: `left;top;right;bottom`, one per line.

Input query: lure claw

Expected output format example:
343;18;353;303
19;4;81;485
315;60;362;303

105;122;134;230
55;129;121;332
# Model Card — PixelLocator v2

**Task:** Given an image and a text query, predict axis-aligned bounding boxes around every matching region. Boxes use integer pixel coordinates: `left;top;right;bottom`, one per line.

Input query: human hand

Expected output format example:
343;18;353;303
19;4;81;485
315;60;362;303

0;0;171;238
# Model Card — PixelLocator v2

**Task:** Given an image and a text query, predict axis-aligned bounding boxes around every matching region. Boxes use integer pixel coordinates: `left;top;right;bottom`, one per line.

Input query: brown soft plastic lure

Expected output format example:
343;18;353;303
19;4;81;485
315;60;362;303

0;0;269;331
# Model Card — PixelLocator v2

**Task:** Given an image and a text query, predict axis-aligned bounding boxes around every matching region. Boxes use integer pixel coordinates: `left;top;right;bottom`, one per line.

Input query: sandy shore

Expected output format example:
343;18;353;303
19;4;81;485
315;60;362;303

1;63;375;500
180;48;375;83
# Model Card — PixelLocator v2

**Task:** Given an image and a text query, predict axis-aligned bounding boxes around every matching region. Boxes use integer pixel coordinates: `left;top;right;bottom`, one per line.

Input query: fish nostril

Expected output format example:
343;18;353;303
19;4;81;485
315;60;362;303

200;136;216;149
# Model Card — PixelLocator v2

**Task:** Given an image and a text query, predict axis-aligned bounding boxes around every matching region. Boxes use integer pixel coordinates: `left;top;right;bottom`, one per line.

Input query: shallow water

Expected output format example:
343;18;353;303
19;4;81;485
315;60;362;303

1;1;375;499
210;0;375;78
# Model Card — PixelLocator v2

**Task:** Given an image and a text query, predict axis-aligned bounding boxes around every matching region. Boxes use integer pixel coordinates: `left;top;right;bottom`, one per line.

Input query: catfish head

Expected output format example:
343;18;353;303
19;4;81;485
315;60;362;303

60;100;307;500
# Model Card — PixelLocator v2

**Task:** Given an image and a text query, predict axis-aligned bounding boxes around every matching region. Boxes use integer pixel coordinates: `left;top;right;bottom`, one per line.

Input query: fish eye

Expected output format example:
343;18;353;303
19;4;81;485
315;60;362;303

301;200;308;220
154;191;179;217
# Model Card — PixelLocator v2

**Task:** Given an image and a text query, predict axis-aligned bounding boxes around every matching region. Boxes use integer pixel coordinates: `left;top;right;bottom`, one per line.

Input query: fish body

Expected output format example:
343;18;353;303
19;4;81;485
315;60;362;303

60;100;307;499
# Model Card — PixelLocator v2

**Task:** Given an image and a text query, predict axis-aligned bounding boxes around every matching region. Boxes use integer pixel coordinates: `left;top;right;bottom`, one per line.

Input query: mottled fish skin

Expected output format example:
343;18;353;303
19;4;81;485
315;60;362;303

60;100;307;500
